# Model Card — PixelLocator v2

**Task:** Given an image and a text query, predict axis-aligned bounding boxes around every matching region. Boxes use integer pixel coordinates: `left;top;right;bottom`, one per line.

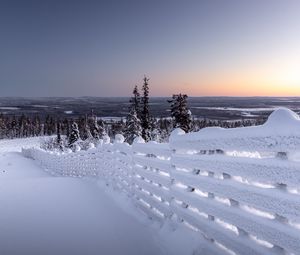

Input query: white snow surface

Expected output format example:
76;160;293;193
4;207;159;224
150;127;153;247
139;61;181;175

170;108;300;152
192;107;275;112
0;144;165;255
0;137;42;153
0;139;205;255
2;108;300;255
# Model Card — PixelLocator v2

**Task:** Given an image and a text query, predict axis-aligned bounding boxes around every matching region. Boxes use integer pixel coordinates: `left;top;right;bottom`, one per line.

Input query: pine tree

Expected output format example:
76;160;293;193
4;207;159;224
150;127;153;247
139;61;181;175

168;94;192;133
56;120;63;151
124;108;142;144
130;85;141;116
97;119;106;139
124;86;142;144
81;115;93;141
57;120;62;144
68;122;80;147
63;118;70;138
141;76;151;141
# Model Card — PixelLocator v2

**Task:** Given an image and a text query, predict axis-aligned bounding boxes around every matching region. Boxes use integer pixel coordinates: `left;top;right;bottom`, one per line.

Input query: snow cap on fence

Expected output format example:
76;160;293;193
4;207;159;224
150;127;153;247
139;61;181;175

115;134;125;143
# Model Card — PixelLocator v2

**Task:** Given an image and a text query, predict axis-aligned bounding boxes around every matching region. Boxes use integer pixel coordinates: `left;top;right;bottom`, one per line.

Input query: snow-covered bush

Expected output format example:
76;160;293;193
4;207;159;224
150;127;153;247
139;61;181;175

40;136;68;152
115;134;125;143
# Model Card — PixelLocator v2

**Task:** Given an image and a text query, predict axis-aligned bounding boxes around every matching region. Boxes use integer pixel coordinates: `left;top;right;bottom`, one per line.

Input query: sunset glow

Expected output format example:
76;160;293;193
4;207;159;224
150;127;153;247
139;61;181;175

1;0;300;97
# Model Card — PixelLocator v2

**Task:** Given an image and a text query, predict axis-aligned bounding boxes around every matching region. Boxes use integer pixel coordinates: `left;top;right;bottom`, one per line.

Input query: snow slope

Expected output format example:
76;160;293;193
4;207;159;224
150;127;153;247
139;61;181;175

0;144;165;255
0;137;43;153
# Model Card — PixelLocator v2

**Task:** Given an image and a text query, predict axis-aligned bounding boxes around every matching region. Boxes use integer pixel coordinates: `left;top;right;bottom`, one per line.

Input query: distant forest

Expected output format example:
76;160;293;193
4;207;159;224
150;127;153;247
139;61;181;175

0;112;266;141
0;77;266;146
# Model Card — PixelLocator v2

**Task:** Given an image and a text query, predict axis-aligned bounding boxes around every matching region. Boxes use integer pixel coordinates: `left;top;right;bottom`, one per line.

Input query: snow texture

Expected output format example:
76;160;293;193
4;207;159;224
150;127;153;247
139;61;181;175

20;108;300;255
0;144;165;255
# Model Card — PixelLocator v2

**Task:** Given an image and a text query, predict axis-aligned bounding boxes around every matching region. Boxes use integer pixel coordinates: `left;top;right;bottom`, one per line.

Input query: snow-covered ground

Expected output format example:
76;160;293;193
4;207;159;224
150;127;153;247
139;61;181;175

0;137;43;153
0;142;167;255
2;108;300;255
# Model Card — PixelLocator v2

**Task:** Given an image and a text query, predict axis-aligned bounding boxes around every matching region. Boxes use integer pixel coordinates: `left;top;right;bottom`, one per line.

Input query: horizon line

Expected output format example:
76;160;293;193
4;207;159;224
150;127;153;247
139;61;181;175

0;96;300;99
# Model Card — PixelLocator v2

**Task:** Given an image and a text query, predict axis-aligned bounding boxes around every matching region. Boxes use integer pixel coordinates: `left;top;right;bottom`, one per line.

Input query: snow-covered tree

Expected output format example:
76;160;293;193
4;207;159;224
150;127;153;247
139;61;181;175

81;115;93;141
168;94;192;133
130;85;141;116
68;122;80;148
82;124;92;141
97;119;107;139
124;86;143;144
89;118;100;140
56;120;64;151
124;108;142;144
140;76;151;141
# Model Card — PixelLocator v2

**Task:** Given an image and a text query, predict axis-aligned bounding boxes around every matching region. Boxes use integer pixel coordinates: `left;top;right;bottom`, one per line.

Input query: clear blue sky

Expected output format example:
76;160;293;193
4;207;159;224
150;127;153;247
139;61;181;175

1;0;300;96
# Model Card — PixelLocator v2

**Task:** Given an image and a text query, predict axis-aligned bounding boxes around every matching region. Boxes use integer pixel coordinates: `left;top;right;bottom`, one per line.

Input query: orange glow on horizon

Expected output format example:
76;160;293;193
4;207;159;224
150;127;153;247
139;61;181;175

155;66;300;97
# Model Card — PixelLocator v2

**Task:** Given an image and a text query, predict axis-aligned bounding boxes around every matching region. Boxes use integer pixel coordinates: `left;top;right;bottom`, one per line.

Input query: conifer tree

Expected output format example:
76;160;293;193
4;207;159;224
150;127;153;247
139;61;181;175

140;76;151;141
68;122;80;147
82;116;93;141
168;93;192;132
130;85;141;116
97;119;106;139
63;118;70;138
124;108;142;144
56;120;63;150
124;86;142;144
56;120;62;144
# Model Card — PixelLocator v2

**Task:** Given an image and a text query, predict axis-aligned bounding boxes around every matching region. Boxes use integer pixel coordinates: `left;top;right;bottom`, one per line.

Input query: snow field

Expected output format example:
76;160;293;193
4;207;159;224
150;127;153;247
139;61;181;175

23;108;300;255
0;147;166;255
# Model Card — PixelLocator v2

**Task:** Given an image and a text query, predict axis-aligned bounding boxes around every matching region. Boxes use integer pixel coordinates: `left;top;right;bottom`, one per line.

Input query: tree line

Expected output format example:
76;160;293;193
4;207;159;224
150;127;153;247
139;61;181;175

0;76;266;151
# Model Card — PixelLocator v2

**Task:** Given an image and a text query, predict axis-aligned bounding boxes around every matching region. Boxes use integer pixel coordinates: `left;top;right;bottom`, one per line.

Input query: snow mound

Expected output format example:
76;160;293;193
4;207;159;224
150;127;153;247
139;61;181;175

264;107;300;129
115;134;125;143
133;136;145;144
170;108;300;152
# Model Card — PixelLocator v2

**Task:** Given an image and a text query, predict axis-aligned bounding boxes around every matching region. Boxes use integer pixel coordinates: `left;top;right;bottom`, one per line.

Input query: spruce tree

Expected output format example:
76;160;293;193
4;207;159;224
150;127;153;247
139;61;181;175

63;118;70;138
168;93;192;133
97;119;106;139
56;120;63;151
81;115;93;141
124;108;142;144
141;76;151;141
68;122;80;147
124;86;142;144
130;85;141;115
56;120;62;144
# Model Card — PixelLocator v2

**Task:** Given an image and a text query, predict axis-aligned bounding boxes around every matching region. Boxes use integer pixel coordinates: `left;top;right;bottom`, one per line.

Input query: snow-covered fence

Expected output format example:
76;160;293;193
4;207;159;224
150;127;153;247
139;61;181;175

23;108;300;255
23;147;101;177
168;109;300;255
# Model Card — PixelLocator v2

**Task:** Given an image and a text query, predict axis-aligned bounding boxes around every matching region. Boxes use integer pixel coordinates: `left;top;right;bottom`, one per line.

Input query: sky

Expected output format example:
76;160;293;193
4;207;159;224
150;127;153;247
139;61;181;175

0;0;300;97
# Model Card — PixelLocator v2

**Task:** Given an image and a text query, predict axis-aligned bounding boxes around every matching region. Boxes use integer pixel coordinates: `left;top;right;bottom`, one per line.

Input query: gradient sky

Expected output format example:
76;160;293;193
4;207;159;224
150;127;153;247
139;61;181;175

1;0;300;97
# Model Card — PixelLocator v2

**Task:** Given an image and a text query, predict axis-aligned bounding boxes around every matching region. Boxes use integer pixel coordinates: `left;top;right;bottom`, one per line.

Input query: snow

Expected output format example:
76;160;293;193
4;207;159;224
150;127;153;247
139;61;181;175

170;108;300;152
0;139;206;255
32;104;49;108
192;107;275;112
0;106;20;110
101;116;123;121
0;137;43;153
0;142;163;255
2;107;300;255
